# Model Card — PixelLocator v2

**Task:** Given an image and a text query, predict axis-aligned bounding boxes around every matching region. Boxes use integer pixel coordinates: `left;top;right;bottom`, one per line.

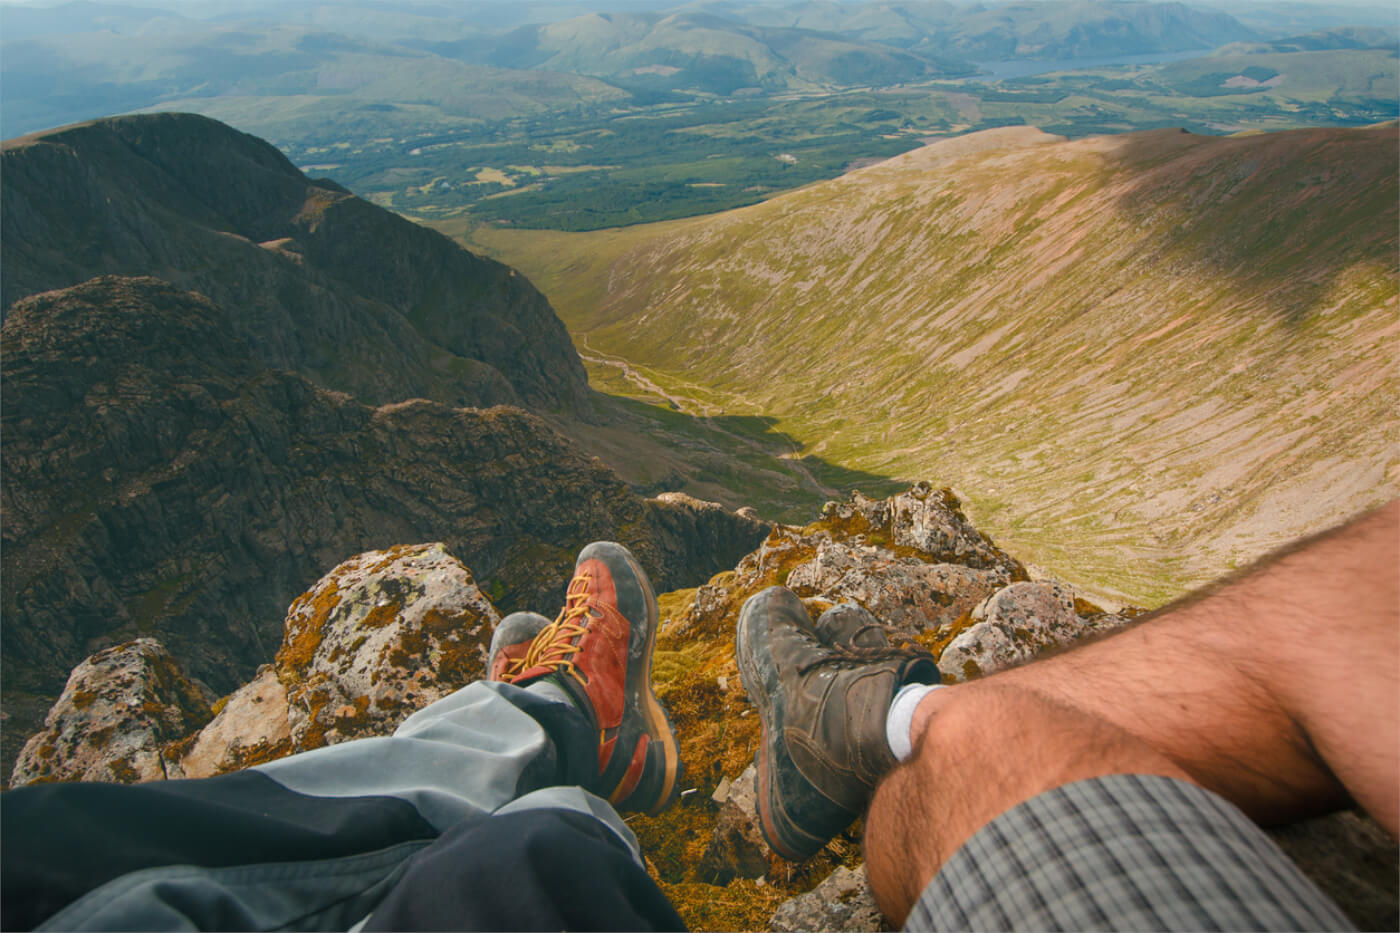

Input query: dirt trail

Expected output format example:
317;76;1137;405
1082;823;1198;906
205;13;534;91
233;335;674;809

578;341;840;500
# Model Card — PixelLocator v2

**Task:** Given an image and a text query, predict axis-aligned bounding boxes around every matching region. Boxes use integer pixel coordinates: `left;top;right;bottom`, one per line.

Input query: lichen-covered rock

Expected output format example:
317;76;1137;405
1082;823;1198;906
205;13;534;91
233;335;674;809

10;638;212;787
700;763;774;884
167;666;292;779
786;541;1009;635
937;581;1131;682
769;865;884;933
276;543;500;751
669;485;1017;645
826;482;1026;577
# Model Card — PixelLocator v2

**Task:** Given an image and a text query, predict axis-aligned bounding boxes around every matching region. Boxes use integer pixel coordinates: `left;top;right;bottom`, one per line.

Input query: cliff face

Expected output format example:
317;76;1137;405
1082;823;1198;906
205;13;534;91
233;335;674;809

1;112;589;411
0;274;768;773
0;112;773;774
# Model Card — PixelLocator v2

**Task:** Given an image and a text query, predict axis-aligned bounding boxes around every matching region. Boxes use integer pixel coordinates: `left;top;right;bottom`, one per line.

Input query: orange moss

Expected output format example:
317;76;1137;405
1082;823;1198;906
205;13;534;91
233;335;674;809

71;690;98;710
163;731;200;762
1073;596;1106;616
277;581;341;674
434;633;488;688
361;599;404;629
332;695;373;732
369;544;423;575
222;736;295;773
109;756;140;783
656;877;787;931
919;609;975;662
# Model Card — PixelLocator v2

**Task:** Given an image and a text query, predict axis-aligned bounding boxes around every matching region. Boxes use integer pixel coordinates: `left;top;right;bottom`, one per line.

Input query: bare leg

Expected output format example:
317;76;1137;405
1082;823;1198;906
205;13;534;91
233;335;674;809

866;501;1399;926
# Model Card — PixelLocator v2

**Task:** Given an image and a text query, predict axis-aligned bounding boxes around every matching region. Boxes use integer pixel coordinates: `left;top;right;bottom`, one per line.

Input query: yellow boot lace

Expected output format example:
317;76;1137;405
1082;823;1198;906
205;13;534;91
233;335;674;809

519;572;596;678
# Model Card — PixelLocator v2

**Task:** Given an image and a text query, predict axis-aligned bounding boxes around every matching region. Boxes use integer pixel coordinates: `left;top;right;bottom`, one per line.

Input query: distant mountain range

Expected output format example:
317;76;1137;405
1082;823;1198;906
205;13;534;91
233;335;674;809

409;9;971;93
714;0;1260;60
0;0;1281;135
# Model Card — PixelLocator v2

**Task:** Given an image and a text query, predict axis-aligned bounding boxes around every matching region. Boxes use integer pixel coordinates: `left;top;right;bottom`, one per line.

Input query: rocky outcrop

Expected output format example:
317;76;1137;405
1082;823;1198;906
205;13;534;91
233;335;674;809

168;666;291;779
769;866;884;933
11;639;212;786
786;545;1006;635
700;763;773;884
667;483;1023;646
937;580;1141;682
276;544;499;751
830;483;1025;576
1;113;588;413
0;276;770;774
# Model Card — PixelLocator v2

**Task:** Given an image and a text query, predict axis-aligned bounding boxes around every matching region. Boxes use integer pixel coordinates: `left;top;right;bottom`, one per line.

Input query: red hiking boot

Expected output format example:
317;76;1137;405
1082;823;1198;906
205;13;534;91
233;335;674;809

511;542;682;815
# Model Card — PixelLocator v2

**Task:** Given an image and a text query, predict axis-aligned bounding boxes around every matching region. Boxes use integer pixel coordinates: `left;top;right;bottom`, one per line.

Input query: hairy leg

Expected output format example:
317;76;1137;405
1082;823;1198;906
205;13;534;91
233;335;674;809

866;501;1399;925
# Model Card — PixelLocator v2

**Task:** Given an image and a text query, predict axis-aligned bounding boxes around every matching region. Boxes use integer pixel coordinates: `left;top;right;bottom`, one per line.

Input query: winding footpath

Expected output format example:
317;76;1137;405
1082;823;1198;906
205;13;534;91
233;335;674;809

577;340;839;500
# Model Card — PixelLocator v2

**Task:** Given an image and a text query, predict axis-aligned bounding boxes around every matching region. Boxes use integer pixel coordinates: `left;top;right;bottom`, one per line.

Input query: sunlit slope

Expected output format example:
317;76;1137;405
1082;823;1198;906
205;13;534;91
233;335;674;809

465;124;1399;605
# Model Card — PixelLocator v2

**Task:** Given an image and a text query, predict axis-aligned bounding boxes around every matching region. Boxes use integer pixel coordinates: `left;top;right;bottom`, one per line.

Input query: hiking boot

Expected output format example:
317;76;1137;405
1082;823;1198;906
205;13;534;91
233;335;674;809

736;586;940;861
488;611;551;683
512;542;682;815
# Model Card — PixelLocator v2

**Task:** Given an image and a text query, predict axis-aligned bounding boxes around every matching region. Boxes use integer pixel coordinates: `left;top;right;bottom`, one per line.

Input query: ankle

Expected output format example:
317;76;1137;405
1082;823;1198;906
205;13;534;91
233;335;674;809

886;682;944;761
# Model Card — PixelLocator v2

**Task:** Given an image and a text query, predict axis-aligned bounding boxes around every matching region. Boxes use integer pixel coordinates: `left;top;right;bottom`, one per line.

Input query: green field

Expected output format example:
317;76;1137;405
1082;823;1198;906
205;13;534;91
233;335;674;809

256;48;1397;230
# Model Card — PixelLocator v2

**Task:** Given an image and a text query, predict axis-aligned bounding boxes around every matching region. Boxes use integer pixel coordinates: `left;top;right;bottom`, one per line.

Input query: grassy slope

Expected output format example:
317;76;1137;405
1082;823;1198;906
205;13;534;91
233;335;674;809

455;123;1400;607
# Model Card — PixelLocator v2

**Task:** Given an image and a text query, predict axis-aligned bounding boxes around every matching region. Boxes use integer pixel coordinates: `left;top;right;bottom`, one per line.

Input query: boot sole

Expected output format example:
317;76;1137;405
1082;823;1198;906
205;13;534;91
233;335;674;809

596;543;683;816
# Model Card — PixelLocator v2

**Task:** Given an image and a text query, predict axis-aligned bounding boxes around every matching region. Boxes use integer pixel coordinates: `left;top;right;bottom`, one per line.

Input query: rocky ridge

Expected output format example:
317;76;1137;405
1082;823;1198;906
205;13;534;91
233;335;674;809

0;275;769;777
15;485;1391;930
1;112;588;412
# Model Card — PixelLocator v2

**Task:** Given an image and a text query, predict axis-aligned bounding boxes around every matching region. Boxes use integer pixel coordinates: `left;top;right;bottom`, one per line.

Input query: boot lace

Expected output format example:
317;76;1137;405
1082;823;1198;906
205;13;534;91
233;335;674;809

797;630;936;675
519;572;596;677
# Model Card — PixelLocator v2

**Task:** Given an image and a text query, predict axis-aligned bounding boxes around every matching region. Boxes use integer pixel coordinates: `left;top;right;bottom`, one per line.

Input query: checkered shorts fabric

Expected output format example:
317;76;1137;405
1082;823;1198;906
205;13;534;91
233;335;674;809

907;773;1353;931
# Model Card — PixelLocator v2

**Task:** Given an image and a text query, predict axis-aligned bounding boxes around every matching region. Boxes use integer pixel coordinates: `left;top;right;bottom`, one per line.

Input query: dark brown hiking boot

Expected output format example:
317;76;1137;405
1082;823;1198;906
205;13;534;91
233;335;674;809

736;586;940;861
511;542;682;816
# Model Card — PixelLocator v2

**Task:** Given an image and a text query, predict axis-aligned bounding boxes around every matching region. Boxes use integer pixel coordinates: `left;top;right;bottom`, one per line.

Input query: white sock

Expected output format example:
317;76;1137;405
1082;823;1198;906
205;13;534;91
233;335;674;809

886;682;943;762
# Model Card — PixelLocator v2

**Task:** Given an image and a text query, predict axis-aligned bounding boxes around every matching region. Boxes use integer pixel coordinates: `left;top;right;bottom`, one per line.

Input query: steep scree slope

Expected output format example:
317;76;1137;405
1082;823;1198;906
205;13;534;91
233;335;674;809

1;112;588;411
472;123;1400;605
0;276;769;777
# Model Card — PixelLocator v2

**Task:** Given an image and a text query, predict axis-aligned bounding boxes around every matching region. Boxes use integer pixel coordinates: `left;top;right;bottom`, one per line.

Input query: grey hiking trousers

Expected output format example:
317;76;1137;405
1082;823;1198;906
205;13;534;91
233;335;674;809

3;680;676;931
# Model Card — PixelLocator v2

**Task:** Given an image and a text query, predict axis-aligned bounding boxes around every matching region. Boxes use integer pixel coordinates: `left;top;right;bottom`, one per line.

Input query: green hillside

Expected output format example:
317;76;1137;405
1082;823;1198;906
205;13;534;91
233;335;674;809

456;123;1400;606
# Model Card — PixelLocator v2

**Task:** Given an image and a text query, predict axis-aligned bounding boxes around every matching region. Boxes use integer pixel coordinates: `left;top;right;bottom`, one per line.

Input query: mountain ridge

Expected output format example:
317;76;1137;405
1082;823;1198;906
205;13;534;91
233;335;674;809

2;111;590;412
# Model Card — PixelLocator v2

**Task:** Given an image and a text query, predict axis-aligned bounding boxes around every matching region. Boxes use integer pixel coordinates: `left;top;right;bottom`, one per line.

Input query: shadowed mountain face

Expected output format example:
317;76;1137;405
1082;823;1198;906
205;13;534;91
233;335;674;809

1;112;589;412
0;113;773;777
0;275;770;775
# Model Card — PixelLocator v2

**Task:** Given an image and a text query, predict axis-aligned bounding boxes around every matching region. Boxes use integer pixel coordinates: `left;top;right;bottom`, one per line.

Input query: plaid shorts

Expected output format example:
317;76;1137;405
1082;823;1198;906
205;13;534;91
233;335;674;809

908;774;1354;931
